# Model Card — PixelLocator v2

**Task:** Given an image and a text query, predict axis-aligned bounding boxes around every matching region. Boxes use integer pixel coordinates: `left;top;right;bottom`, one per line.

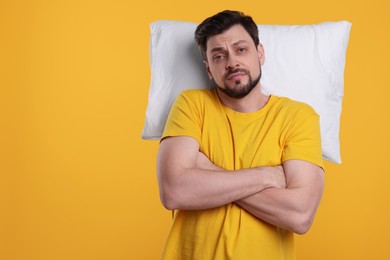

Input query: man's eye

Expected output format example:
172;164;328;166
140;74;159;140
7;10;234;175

213;55;225;61
238;47;247;53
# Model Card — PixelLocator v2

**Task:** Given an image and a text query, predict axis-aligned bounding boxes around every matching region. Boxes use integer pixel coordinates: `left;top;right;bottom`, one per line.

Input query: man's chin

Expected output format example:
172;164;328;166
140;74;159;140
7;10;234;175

224;82;248;92
217;86;252;99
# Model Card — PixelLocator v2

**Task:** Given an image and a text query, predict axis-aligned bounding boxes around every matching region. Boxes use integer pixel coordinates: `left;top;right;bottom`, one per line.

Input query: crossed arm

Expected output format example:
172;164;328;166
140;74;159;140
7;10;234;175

157;136;324;234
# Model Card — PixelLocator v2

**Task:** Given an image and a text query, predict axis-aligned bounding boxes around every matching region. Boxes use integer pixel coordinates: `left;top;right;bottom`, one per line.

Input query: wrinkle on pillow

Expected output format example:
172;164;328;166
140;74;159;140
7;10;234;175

142;20;351;164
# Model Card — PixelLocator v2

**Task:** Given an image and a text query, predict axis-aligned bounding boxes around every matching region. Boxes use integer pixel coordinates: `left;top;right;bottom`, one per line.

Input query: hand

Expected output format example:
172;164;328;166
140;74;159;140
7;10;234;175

258;165;286;189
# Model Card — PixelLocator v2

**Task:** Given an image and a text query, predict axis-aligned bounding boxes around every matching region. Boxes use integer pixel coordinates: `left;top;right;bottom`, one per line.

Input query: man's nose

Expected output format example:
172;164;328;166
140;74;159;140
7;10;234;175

225;55;240;70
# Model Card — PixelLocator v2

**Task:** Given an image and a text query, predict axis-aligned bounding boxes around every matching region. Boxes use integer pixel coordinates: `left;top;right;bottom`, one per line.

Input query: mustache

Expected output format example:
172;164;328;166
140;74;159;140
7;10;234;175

224;68;249;80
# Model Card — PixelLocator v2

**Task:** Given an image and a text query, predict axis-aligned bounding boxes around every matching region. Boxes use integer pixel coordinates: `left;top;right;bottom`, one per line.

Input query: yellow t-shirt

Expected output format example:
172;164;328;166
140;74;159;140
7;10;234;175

161;89;323;260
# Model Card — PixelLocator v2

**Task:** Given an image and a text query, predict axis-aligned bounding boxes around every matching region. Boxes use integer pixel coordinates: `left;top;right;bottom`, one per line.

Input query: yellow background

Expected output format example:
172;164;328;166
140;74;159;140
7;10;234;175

1;0;389;259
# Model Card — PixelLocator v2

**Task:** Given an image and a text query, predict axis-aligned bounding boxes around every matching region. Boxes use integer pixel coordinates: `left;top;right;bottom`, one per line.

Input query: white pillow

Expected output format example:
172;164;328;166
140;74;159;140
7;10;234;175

142;20;351;164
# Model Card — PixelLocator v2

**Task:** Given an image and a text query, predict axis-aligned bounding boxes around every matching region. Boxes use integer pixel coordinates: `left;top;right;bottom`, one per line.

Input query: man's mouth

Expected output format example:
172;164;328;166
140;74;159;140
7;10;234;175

225;69;248;81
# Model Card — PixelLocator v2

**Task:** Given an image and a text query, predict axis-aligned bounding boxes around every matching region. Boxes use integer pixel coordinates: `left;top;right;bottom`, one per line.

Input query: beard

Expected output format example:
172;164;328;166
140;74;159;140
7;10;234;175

216;66;261;99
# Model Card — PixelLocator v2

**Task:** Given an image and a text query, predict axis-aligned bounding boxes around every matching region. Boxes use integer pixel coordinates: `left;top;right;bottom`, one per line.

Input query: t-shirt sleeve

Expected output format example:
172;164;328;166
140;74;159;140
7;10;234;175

161;91;202;144
282;105;324;169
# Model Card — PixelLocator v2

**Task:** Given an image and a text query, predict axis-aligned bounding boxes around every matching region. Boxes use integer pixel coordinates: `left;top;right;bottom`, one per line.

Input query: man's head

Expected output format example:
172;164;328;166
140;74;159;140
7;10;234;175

194;10;264;99
195;10;260;60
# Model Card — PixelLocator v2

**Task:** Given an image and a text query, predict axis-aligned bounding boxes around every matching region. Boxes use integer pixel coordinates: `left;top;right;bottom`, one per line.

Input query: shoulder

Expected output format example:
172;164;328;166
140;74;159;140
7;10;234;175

179;88;215;100
175;88;218;108
272;96;318;119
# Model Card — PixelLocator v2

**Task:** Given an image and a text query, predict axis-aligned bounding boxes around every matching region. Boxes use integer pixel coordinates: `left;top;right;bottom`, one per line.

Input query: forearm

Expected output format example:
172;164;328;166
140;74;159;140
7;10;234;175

235;187;321;234
158;137;286;211
159;166;273;211
235;160;324;234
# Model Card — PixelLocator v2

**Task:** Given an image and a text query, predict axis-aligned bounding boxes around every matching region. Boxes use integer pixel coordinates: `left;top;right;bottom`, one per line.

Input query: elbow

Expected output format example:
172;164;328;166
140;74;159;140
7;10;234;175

157;171;183;210
292;216;312;235
289;191;323;234
160;196;179;211
159;183;187;210
159;189;180;210
289;211;315;235
159;185;202;210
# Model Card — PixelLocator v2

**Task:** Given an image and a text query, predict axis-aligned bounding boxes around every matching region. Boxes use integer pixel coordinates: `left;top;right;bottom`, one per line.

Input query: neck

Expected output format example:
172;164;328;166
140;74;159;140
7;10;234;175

216;84;270;113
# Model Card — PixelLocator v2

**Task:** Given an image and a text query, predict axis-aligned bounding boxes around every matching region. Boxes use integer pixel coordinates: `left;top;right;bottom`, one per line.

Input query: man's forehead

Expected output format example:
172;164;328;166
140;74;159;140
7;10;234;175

209;40;249;53
206;24;252;50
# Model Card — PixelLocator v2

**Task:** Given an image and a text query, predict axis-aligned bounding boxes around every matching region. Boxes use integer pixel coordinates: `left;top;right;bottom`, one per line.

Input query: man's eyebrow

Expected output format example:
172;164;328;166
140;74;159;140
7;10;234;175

233;40;248;46
210;46;224;53
209;40;249;53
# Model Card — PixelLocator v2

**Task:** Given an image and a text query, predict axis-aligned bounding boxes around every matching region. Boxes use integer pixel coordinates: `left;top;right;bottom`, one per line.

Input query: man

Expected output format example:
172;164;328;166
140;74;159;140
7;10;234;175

157;10;324;260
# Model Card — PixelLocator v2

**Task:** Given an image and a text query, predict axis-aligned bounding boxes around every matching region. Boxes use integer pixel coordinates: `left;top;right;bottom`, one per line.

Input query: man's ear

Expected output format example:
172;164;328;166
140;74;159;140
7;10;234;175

257;43;265;66
203;60;213;80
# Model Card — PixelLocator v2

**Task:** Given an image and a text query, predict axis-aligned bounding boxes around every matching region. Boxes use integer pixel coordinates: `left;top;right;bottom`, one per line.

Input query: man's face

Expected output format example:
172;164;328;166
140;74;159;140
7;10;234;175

204;24;264;99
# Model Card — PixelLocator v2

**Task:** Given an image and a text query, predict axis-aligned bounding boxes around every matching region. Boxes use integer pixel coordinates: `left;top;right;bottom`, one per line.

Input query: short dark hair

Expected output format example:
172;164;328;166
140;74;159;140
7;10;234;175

194;10;259;60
